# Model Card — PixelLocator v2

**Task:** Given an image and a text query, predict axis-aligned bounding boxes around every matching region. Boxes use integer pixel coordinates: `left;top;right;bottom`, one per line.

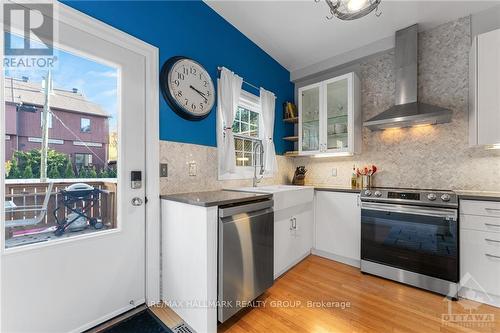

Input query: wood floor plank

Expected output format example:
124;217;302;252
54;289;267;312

154;255;500;333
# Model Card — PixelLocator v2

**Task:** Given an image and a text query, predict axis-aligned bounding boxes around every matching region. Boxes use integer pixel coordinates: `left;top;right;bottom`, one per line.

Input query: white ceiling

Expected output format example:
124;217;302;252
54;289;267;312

205;1;500;78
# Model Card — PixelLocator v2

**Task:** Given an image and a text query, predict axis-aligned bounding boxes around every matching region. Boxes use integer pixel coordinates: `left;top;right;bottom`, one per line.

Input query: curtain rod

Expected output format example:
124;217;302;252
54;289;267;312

217;66;260;91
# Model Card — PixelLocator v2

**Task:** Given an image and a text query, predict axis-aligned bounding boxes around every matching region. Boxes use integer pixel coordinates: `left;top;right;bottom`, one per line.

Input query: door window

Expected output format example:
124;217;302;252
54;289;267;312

4;33;119;248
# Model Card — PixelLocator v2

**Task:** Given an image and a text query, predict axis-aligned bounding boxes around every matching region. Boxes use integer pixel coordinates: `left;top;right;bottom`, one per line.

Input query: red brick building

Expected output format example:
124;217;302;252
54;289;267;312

5;77;110;171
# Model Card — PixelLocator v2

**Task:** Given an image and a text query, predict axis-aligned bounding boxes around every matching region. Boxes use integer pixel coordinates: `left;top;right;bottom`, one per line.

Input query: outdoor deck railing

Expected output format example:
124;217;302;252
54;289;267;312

4;178;117;240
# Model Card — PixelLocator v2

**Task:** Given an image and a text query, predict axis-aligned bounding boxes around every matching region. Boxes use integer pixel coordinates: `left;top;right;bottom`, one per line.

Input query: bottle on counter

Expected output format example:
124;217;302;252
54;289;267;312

351;165;357;188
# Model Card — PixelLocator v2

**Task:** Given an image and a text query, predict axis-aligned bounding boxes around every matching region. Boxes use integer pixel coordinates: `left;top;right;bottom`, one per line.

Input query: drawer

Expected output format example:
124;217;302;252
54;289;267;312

460;229;500;297
460;200;500;217
460;214;500;233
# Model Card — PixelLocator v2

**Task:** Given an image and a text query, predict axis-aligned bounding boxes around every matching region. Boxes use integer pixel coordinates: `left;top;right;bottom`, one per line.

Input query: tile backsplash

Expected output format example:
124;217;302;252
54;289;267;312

294;16;500;191
160;141;295;195
160;16;500;194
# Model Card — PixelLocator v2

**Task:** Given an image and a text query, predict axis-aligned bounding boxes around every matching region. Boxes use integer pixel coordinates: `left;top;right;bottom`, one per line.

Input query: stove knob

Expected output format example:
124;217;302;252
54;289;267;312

441;194;451;202
364;190;372;196
427;193;437;201
374;191;382;197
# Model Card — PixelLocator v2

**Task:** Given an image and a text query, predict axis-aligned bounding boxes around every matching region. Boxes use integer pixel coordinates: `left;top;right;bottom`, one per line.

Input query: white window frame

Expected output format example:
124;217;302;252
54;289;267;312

80;117;91;133
219;90;271;180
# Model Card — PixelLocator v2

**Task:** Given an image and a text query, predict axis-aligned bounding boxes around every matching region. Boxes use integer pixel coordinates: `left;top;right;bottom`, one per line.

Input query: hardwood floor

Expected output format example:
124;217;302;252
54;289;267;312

153;255;500;333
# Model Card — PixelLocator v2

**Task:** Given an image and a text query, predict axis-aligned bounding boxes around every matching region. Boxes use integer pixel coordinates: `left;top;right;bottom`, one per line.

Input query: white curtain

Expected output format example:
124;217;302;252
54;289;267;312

260;88;277;174
217;67;243;175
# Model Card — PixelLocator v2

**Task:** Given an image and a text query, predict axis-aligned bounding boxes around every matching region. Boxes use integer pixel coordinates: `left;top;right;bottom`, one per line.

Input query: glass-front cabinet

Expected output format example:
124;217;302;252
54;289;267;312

298;72;361;156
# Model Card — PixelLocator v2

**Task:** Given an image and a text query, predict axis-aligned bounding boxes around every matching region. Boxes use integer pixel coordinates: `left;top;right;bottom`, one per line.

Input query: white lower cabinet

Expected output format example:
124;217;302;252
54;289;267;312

460;200;500;308
274;202;313;279
313;191;361;267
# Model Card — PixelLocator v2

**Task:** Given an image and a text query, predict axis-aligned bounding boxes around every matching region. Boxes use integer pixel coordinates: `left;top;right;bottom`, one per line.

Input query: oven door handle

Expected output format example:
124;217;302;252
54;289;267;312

361;202;458;220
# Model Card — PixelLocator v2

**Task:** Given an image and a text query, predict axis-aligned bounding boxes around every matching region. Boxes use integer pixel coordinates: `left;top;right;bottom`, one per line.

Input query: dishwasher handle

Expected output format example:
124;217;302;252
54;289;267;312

219;199;273;218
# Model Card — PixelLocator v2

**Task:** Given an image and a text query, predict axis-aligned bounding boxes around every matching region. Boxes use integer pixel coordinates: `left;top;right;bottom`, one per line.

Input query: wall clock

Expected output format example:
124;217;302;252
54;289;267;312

160;56;216;120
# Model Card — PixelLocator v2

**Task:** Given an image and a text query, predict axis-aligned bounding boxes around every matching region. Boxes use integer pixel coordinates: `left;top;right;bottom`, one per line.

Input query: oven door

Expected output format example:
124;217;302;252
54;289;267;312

361;202;458;282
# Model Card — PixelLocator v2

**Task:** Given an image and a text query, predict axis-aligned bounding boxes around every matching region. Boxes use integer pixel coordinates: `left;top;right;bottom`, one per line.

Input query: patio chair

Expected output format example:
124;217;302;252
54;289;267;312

5;182;54;228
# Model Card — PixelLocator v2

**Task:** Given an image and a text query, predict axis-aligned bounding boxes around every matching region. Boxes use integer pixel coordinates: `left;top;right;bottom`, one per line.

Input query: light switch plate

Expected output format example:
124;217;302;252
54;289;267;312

188;162;197;176
160;163;168;177
331;168;337;177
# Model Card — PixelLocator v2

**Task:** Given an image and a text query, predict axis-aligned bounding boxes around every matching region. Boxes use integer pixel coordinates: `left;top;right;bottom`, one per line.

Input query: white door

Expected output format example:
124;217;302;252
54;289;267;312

1;3;147;332
315;191;361;266
274;212;294;278
293;205;313;261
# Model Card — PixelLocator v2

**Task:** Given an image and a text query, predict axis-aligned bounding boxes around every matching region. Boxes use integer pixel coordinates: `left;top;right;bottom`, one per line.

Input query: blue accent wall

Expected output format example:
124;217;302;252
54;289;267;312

63;1;294;154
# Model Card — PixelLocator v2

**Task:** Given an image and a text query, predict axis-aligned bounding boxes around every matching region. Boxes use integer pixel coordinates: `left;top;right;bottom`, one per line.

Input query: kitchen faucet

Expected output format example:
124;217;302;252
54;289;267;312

253;140;265;187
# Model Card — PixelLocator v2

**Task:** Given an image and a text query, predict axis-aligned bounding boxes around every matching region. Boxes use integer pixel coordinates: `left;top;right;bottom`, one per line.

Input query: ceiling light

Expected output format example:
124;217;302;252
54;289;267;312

317;0;382;21
347;0;368;12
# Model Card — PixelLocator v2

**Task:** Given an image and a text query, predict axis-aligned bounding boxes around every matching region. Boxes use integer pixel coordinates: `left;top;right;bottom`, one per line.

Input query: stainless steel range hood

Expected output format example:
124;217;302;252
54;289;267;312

364;24;452;131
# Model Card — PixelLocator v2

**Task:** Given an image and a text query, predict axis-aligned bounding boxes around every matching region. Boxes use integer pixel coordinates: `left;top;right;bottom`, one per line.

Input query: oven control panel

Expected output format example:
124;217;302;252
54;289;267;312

361;188;458;207
388;191;420;201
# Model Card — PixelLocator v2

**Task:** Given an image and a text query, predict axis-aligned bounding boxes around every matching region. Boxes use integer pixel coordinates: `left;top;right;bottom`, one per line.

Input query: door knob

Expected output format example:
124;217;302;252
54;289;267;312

131;197;143;206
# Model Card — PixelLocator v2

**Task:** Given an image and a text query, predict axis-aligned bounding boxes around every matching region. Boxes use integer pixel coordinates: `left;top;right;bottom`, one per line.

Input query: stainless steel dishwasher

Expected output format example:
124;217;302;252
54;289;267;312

218;199;274;323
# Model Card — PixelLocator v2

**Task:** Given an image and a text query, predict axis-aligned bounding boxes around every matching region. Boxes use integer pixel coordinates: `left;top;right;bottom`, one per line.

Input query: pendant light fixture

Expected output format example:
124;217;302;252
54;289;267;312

317;0;382;21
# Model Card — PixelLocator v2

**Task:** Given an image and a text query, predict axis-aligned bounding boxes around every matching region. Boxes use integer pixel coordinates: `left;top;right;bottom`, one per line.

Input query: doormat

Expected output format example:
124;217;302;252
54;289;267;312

100;309;173;333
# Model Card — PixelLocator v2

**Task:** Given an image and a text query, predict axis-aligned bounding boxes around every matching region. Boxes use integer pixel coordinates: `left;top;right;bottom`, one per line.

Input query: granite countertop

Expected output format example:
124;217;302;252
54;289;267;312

314;186;361;193
454;190;500;202
160;190;272;207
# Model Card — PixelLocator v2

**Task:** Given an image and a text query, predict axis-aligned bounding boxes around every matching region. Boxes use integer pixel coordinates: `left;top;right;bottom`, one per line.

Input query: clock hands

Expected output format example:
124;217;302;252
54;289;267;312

190;85;208;102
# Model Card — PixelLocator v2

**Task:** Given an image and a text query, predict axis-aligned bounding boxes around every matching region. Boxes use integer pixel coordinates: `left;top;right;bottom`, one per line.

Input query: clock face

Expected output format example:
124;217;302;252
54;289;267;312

160;57;215;120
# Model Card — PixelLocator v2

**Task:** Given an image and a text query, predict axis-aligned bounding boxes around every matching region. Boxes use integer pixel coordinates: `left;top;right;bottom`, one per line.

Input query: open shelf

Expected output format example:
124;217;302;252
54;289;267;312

283;117;299;124
284;151;299;157
283;136;298;142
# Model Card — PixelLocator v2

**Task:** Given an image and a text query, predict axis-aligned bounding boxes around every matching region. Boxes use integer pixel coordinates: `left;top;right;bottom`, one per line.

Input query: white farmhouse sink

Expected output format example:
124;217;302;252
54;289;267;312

232;185;314;211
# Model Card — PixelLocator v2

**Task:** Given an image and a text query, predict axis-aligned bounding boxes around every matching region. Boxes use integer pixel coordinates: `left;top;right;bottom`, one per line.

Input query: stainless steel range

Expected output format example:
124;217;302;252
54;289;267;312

360;188;459;298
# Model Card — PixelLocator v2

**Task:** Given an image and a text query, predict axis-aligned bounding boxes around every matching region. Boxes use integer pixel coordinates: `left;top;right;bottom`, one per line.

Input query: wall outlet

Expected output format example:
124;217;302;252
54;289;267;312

160;163;168;177
331;168;337;177
188;161;197;176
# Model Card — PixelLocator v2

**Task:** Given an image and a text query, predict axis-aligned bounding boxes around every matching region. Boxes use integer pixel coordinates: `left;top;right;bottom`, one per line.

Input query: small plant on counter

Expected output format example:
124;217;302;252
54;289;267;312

356;165;378;177
356;165;378;189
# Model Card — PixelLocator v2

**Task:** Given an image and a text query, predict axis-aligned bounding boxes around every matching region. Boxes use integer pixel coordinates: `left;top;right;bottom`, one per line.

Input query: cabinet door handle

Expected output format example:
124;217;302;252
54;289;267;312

485;223;500;228
289;218;294;230
485;253;500;260
485;238;500;243
485;208;500;212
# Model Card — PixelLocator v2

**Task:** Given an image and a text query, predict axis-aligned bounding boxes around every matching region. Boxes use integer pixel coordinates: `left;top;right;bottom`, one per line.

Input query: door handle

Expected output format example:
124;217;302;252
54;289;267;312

292;217;297;230
289;218;294;231
485;223;500;228
131;197;143;206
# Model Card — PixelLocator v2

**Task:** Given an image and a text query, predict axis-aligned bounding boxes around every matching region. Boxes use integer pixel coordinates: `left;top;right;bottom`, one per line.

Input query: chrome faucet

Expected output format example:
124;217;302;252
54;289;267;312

253;140;265;187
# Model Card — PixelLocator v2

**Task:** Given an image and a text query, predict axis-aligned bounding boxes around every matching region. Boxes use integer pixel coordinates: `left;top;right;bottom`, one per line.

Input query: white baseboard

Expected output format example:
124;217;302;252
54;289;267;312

274;251;311;280
459;288;500;309
311;248;360;268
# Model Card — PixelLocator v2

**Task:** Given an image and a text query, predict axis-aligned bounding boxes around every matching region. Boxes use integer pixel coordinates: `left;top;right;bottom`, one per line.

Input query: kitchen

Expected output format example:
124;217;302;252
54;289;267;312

156;1;500;332
2;1;500;333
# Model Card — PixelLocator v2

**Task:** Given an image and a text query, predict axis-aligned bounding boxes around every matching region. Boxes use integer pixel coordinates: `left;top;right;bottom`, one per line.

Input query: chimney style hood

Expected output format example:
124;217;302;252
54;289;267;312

364;24;452;131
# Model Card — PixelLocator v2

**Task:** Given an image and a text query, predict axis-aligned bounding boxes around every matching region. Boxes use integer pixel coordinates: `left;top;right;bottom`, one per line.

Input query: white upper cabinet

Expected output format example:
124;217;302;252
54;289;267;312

298;72;361;156
470;29;500;147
